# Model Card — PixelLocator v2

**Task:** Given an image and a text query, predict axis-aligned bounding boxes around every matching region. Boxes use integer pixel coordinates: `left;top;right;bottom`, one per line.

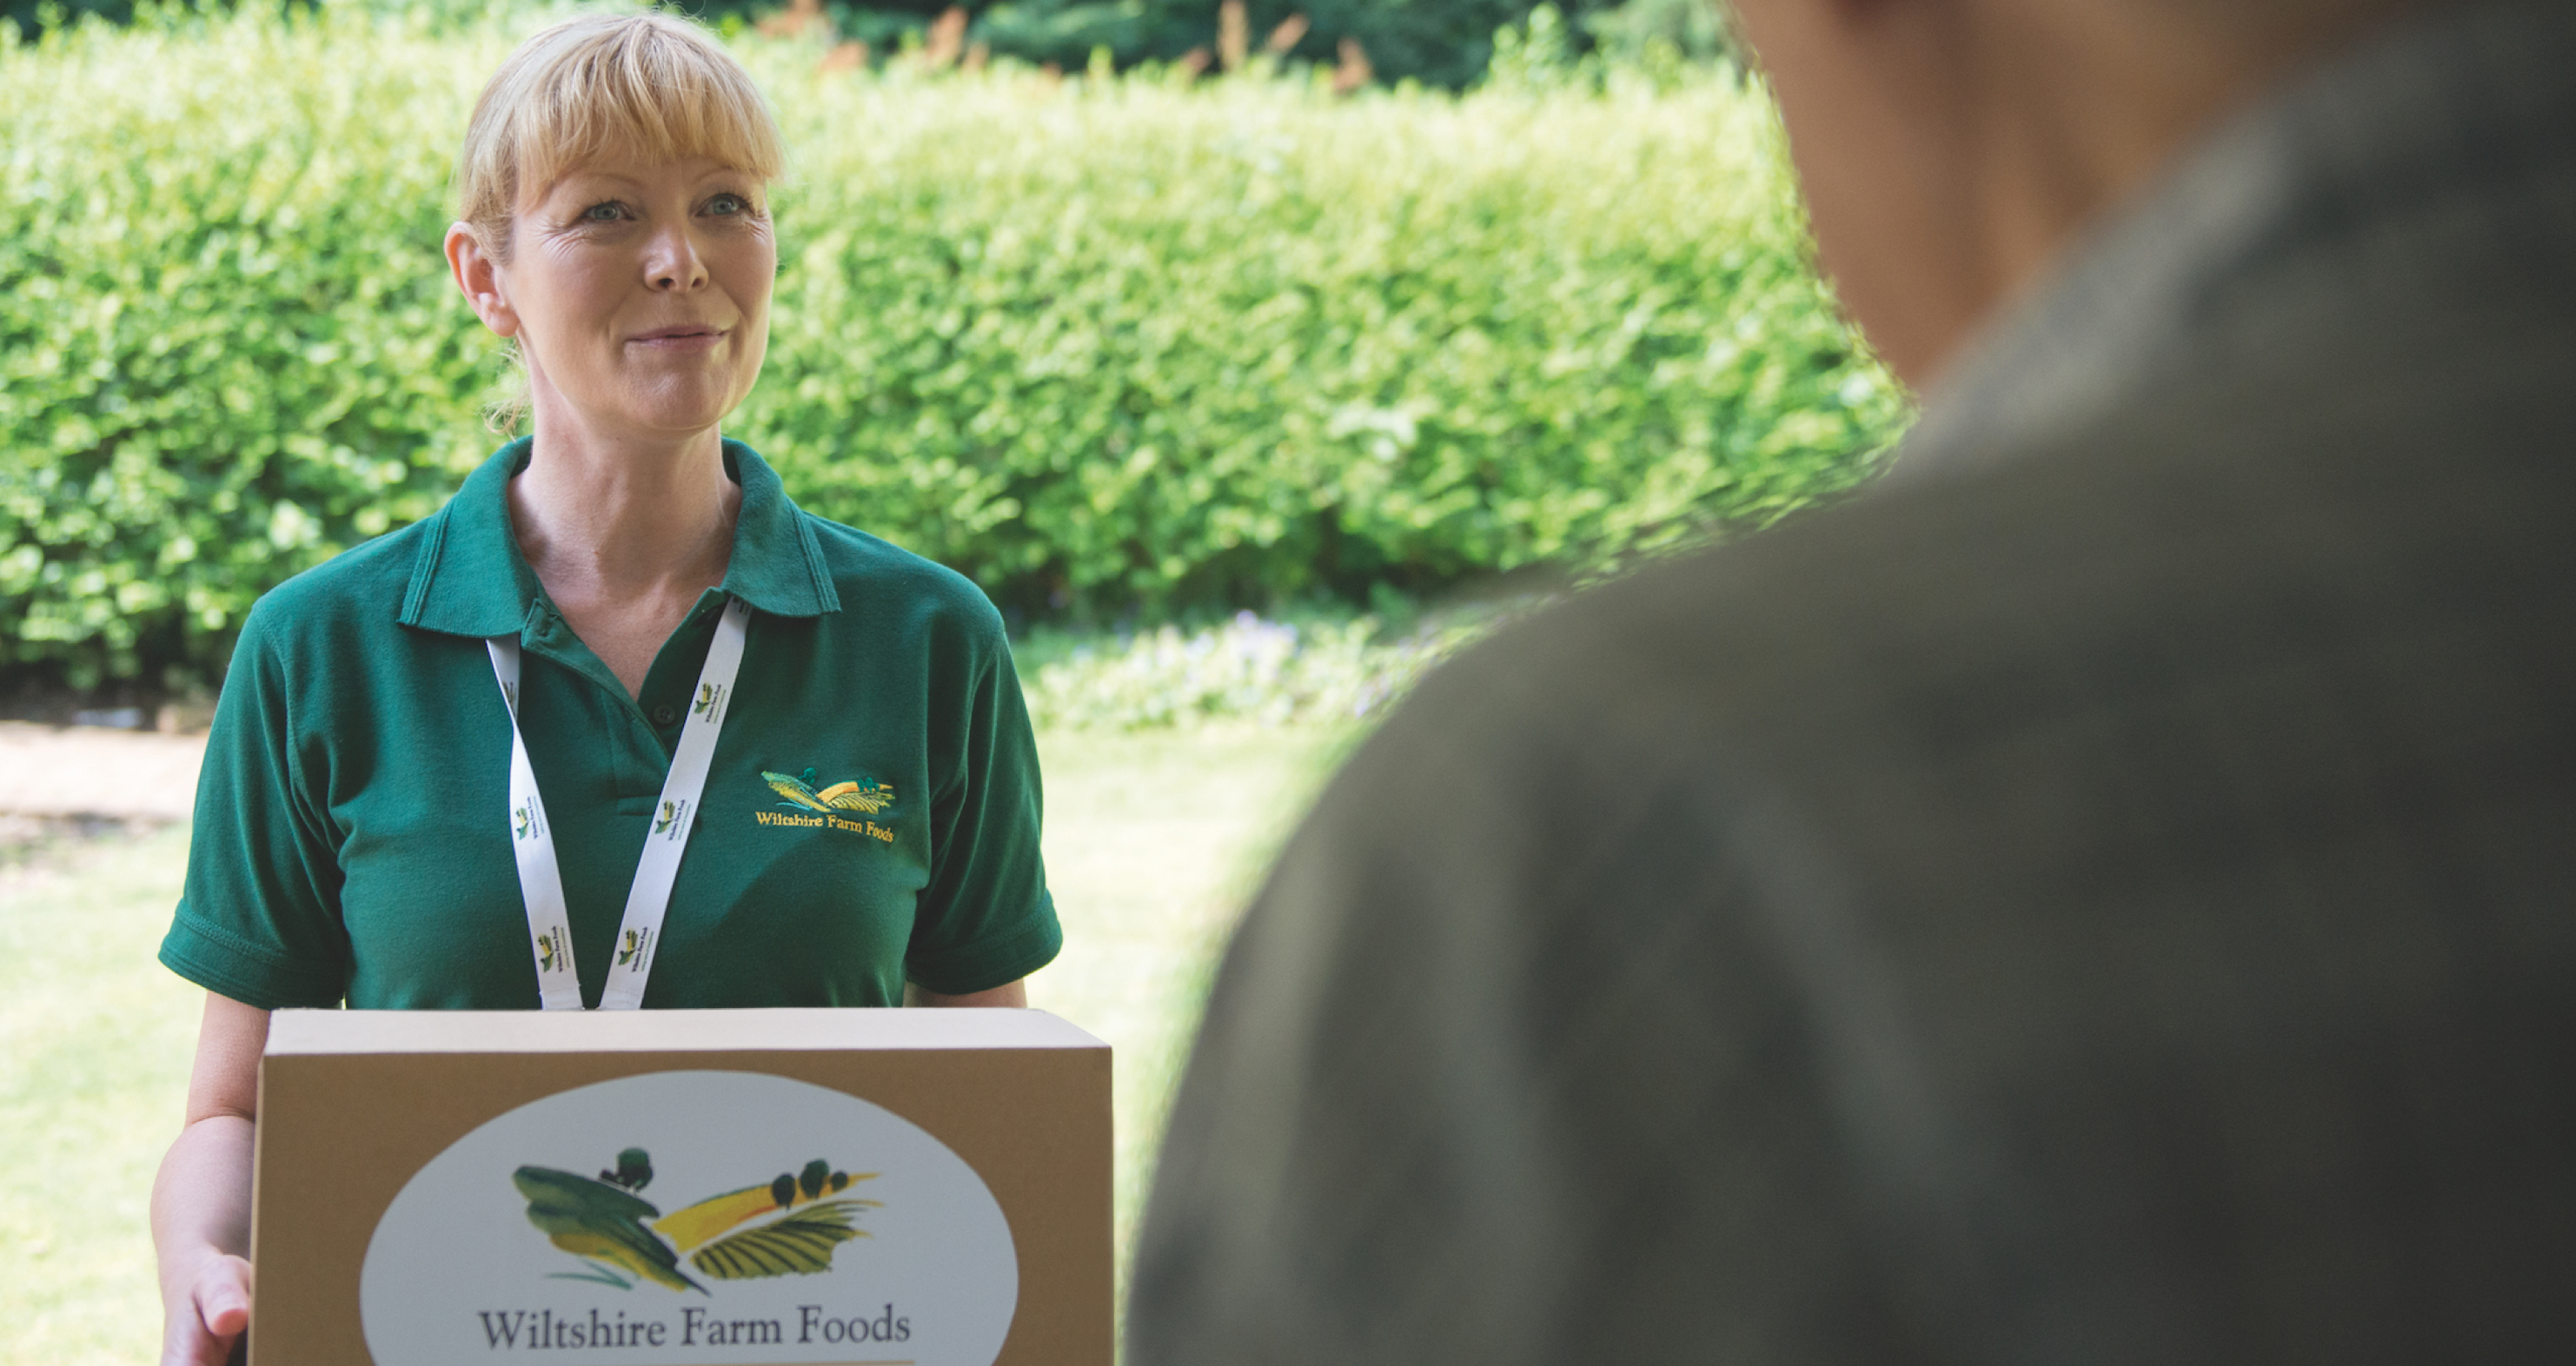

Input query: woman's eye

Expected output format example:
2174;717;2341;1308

707;193;747;216
581;202;625;222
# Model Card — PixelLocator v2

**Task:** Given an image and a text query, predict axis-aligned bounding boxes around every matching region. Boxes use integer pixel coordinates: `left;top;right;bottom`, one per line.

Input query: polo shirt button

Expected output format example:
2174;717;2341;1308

653;705;677;726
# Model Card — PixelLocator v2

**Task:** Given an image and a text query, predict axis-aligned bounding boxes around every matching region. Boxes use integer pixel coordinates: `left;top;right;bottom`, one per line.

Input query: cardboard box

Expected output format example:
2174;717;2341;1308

251;1009;1111;1366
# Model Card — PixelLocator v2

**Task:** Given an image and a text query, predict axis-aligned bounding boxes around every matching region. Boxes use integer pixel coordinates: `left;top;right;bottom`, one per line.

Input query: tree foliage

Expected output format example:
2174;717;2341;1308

6;0;1726;88
854;0;1632;90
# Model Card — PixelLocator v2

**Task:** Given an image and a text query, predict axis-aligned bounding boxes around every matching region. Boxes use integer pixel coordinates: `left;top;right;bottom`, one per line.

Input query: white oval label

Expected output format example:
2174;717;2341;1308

359;1070;1018;1365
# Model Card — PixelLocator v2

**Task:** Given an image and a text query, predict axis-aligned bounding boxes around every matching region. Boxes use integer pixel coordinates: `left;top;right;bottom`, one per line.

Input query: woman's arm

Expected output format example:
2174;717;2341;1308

152;993;267;1366
908;978;1028;1007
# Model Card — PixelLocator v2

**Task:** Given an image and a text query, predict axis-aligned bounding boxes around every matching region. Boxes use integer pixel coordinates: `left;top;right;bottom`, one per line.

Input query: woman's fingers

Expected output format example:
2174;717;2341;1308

199;1253;252;1336
163;1253;252;1366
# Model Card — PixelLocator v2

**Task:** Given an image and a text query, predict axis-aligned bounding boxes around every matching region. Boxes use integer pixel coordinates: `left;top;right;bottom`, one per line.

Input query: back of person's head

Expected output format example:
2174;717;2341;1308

1726;0;2482;384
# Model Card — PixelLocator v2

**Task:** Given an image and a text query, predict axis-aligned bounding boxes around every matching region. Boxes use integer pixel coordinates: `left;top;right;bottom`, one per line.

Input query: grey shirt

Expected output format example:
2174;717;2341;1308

1129;3;2576;1363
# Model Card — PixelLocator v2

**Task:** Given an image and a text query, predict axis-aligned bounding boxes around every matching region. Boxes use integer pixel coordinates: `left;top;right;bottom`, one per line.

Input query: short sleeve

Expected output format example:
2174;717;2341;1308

158;602;352;1008
902;615;1060;997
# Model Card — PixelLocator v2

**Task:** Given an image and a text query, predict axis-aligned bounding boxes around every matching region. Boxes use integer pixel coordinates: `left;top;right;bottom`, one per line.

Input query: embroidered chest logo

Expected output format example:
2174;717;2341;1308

758;767;898;844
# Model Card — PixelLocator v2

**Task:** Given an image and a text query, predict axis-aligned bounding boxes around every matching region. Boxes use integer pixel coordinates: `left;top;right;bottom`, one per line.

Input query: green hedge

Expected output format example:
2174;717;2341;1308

0;5;1903;692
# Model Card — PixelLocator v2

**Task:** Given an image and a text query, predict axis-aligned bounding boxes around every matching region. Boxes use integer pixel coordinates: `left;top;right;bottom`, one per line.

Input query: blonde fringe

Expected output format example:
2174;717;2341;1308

452;10;786;259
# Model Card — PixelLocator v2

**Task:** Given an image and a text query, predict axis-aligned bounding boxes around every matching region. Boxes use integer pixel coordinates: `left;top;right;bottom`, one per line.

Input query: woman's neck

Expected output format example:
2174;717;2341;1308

506;420;741;695
510;426;739;597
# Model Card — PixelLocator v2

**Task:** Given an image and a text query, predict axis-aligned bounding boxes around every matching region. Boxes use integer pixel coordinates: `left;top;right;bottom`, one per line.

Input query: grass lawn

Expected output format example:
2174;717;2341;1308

0;723;1347;1365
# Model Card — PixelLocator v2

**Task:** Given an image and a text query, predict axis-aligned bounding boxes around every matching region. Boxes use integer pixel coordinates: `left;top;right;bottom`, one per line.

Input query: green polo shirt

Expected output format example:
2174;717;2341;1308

159;439;1059;1010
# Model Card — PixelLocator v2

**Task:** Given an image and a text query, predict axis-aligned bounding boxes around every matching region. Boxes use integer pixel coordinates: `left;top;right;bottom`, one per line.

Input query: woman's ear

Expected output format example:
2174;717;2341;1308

445;222;520;339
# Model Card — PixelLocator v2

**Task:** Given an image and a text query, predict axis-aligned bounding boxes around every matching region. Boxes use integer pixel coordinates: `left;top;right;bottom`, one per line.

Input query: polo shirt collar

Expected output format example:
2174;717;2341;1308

399;437;840;639
720;439;842;618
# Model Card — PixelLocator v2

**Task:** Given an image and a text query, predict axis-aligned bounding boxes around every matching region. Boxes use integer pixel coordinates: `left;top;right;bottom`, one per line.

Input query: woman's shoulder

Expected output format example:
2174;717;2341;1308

234;515;445;657
794;510;1008;639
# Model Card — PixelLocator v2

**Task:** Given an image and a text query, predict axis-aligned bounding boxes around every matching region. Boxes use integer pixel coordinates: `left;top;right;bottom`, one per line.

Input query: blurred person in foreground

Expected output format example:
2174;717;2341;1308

1131;0;2575;1361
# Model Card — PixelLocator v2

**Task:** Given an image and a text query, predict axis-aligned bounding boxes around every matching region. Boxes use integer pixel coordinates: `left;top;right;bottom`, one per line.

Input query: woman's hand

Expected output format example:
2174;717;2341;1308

153;993;267;1366
161;1246;252;1366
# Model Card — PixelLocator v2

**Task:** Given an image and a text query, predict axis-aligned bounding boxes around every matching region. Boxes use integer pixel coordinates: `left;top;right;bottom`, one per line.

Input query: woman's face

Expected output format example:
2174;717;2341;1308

490;150;775;441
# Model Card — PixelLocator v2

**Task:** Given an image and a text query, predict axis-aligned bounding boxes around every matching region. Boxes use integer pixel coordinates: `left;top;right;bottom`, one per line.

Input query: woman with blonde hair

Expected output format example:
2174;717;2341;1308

149;15;1059;1361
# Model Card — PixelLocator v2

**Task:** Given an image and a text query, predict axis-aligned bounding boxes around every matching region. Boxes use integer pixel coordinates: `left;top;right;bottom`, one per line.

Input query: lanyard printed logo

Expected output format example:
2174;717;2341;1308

534;927;569;976
616;926;654;970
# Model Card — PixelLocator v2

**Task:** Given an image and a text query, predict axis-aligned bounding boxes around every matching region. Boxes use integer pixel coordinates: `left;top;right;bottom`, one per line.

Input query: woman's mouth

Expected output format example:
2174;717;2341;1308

628;324;728;350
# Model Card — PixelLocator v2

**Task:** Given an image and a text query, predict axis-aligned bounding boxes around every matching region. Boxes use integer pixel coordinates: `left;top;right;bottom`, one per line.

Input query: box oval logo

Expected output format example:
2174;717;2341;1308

359;1070;1017;1365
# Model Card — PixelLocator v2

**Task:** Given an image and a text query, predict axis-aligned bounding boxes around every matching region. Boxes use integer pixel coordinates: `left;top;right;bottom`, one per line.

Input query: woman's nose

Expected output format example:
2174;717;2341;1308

645;226;709;292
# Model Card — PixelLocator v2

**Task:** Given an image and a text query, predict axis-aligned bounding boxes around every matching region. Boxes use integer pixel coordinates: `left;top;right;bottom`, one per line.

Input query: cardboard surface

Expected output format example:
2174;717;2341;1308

250;1009;1111;1366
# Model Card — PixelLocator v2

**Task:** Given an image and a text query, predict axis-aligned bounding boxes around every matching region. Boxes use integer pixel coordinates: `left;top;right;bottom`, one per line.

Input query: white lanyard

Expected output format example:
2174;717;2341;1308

486;596;751;1010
